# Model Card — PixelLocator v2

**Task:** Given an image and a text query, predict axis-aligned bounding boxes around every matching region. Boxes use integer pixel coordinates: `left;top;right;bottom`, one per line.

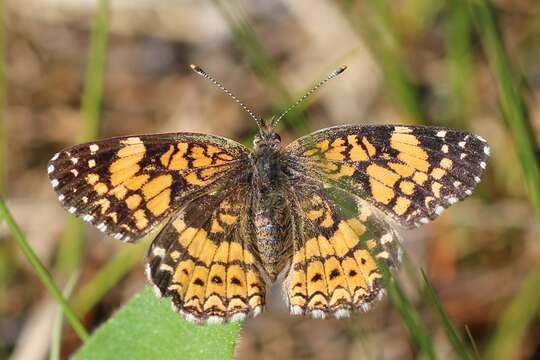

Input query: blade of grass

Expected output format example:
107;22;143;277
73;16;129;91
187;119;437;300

71;241;148;316
421;269;472;360
381;265;436;359
80;0;108;143
337;0;426;123
469;1;540;358
470;0;540;219
485;262;540;359
50;272;79;360
55;0;109;276
465;325;481;359
0;197;89;341
446;0;474;127
0;0;6;197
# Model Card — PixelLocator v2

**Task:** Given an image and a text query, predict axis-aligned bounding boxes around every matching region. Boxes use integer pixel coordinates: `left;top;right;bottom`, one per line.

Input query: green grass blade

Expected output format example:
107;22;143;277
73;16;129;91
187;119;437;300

447;0;474;126
421;270;472;360
469;1;540;358
74;288;241;360
0;0;5;196
50;272;79;360
470;0;540;219
81;0;109;142
71;241;147;316
381;266;436;359
55;0;109;276
485;262;540;359
0;197;89;341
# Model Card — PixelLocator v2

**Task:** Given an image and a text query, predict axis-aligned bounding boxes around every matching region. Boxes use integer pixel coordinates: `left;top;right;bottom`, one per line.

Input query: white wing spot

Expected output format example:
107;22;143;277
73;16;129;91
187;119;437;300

51;179;59;188
435;206;444;215
480;161;486;169
484;146;490;155
229;313;246;323
252;306;263;317
441;144;449;153
465;189;472;195
152;247;166;257
89;144;99;154
310;309;326;319
207;316;225;324
70;169;79;177
419;217;430;224
97;223;107;231
88;159;96;168
152;285;162;298
68;207;77;214
71;157;79;164
82;214;94;222
47;165;54;174
113;233;123;240
58;194;65;202
477;135;487;143
458;141;466;148
334;309;350;319
448;197;459;204
460;153;467;159
360;303;371;312
51;152;60;161
290;305;303;315
474;176;481;183
381;233;393;244
436;130;447;138
159;264;174;273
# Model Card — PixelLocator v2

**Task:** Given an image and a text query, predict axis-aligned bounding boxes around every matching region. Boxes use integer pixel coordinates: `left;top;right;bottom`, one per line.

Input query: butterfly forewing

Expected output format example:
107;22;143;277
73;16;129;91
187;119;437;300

48;133;250;242
284;125;490;228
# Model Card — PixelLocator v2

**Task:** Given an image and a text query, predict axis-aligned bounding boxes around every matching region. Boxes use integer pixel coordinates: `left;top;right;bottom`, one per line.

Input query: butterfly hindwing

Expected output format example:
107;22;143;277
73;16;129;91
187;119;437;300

284;125;490;228
286;179;401;319
48;133;250;242
147;185;266;324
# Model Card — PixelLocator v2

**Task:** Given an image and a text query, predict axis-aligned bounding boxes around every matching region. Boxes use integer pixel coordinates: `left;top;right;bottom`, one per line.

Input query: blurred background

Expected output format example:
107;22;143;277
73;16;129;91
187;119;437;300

1;0;539;359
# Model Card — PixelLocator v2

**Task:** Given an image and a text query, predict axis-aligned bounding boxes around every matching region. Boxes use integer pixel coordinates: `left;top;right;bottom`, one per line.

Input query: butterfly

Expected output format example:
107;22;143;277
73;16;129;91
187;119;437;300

48;64;490;324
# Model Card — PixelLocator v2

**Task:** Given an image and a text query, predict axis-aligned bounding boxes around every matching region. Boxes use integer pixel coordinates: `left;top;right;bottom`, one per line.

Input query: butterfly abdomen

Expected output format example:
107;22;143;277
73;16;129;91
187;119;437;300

252;193;292;280
251;143;292;279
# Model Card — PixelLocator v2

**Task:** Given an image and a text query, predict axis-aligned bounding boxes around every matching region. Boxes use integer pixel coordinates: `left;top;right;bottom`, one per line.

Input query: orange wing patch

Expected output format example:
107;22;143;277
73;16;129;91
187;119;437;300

147;187;265;324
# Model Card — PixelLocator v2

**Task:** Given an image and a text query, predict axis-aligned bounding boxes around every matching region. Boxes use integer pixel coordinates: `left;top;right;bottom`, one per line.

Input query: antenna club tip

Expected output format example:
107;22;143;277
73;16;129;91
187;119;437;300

334;65;347;75
190;64;205;75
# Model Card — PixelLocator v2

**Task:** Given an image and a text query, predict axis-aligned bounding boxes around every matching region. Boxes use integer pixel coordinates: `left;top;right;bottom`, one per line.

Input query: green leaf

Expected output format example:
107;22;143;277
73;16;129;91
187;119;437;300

74;287;241;360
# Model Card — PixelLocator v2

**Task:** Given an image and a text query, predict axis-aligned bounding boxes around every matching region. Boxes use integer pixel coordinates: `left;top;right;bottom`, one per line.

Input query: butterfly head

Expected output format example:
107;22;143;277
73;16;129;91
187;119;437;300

253;129;281;150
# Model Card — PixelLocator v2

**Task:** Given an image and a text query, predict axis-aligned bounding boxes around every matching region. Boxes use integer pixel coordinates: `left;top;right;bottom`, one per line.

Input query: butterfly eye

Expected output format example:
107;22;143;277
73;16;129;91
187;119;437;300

273;134;281;142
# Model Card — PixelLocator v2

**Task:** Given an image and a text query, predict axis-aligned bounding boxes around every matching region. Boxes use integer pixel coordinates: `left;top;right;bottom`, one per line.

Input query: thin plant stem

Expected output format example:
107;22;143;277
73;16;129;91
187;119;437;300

0;197;89;341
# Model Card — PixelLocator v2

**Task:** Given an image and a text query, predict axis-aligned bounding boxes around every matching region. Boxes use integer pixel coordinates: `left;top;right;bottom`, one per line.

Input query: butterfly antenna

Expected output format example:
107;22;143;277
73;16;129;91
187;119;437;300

271;65;348;129
190;64;265;133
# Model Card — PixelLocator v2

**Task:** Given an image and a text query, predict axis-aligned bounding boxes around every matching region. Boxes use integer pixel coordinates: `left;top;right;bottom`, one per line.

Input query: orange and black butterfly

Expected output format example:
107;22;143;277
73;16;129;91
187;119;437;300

48;65;490;324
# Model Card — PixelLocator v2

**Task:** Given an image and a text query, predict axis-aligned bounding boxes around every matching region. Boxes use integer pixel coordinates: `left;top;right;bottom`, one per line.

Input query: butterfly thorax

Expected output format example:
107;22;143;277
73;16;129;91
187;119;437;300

251;133;292;279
